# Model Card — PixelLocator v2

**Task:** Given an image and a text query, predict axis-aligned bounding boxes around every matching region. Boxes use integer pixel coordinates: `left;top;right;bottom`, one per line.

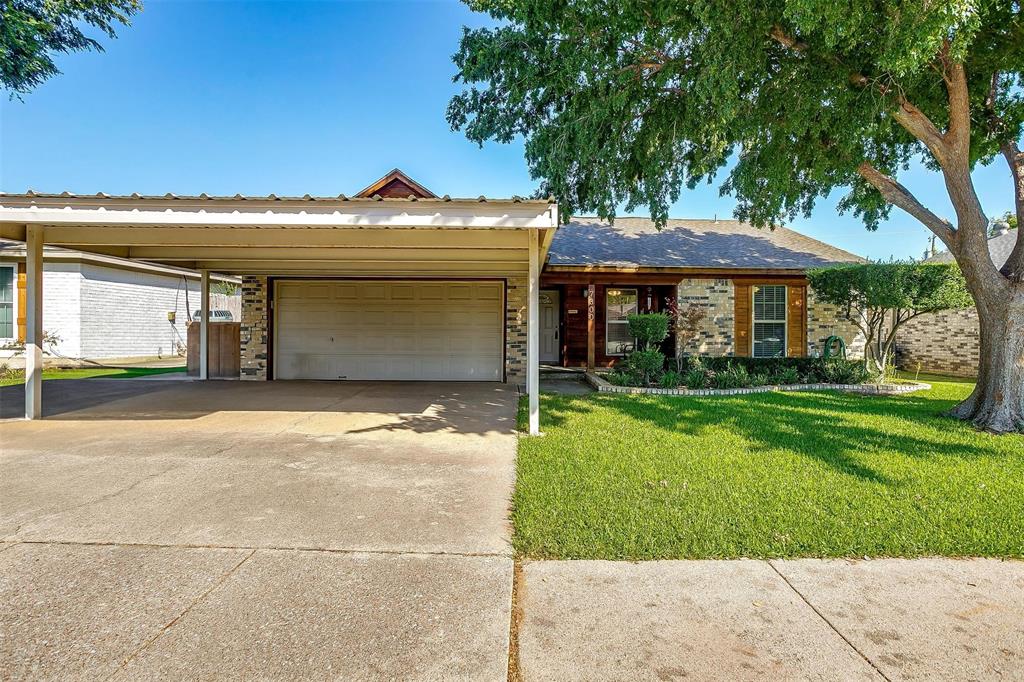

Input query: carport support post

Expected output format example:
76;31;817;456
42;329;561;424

199;270;210;380
528;229;540;435
25;224;43;419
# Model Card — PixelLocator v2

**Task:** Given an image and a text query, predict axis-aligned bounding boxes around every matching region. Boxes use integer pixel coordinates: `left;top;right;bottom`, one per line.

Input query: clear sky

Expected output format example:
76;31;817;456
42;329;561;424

0;0;1014;261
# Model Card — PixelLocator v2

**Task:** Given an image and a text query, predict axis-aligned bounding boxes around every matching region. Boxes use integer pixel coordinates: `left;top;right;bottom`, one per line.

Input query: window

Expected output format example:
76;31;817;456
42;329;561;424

752;285;786;358
605;288;637;355
0;266;14;340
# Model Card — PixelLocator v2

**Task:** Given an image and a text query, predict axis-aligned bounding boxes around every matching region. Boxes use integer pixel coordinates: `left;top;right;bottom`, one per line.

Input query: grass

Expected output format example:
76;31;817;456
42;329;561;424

515;378;1024;560
0;365;185;387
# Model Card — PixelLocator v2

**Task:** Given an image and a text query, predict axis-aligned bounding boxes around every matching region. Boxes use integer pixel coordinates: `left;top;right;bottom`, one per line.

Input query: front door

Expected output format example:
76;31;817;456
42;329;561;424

540;290;560;363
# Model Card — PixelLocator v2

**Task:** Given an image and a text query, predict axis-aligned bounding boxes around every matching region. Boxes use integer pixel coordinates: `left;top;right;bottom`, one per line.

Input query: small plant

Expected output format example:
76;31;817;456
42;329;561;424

684;368;709;389
660;370;682;389
625;349;665;386
774;366;802;385
819;359;871;385
626;313;670;351
605;371;633;386
711;363;751;389
750;372;772;387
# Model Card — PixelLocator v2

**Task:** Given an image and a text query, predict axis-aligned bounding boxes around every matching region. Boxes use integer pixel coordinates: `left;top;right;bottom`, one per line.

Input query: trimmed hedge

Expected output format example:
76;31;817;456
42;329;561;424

675;356;864;378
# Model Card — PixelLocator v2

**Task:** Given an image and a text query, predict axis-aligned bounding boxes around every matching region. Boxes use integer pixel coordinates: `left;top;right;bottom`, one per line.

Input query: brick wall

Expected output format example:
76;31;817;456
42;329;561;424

40;263;83;358
894;307;979;377
675;279;735;356
505;276;528;383
240;276;269;380
806;290;866;359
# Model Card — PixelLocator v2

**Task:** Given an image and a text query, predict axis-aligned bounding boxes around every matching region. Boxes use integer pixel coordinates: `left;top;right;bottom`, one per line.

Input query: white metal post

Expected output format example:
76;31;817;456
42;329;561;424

199;270;210;380
25;225;43;419
528;229;540;435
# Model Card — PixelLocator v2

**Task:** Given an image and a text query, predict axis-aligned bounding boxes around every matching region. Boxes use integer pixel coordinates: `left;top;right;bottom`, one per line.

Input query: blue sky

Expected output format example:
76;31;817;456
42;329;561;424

0;0;1014;261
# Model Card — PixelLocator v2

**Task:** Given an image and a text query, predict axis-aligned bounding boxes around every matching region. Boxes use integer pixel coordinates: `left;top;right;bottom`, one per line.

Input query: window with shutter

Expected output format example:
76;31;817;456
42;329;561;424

752;285;786;358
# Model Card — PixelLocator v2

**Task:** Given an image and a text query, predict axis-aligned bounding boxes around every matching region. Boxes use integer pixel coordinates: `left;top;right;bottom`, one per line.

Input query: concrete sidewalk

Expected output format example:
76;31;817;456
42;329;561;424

517;558;1024;681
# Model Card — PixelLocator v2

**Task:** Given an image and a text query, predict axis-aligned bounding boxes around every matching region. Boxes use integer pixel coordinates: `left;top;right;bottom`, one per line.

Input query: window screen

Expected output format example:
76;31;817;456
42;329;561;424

752;285;786;358
605;288;637;355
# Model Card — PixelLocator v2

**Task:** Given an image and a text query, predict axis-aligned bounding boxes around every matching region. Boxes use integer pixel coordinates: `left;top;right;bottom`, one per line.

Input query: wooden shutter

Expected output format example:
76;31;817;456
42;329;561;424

734;283;751;357
787;285;807;358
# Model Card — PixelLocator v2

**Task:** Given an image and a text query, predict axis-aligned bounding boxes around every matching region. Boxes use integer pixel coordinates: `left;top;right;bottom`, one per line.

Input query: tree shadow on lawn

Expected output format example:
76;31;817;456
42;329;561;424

534;388;1013;485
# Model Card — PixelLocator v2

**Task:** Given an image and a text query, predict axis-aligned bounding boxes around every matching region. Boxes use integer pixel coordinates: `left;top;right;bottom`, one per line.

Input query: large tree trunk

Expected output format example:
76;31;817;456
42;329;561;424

949;280;1024;433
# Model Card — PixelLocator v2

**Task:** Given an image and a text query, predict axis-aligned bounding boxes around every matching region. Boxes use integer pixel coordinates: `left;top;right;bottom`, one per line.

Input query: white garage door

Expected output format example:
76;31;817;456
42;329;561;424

274;280;504;381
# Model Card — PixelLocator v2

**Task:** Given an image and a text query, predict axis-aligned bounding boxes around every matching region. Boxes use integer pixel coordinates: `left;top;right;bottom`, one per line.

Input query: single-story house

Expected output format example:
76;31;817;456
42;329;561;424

539;218;864;367
894;228;1018;377
0;242;239;362
0;169;863;432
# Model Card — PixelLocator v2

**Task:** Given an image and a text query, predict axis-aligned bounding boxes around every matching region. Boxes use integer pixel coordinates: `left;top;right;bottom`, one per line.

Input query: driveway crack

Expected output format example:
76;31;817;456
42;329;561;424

767;560;891;681
105;548;256;680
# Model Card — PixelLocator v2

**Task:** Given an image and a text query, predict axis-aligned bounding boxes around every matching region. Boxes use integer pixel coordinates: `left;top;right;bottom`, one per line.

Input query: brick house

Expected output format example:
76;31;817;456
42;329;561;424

539;218;864;368
0;169;865;431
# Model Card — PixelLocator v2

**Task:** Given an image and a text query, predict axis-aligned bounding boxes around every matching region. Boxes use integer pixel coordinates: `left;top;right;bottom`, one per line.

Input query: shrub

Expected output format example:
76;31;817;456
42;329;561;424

750;372;772;387
774;366;802;385
625;349;665;385
605;371;633;386
819;359;872;385
685;368;709;389
660;370;682;389
710;363;751;389
627;313;670;350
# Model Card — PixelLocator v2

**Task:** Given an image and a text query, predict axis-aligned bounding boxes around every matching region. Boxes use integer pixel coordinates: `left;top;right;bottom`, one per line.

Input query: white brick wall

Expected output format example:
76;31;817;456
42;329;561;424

77;264;238;359
41;263;85;358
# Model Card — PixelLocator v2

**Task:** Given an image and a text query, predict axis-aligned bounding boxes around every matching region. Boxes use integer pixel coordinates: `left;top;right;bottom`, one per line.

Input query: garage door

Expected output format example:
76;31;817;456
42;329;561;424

274;280;504;381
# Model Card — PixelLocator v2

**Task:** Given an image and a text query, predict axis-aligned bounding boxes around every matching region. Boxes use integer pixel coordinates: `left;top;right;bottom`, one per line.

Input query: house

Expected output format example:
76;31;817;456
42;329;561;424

539;218;864;367
894;228;1019;377
0;242;239;362
0;169;863;432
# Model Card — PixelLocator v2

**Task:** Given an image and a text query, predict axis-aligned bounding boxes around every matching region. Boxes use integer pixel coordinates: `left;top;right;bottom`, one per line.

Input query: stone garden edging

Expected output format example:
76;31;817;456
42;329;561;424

584;372;931;397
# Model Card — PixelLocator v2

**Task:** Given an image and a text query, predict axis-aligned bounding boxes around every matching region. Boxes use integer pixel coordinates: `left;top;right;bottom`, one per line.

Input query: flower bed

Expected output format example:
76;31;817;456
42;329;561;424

586;372;930;397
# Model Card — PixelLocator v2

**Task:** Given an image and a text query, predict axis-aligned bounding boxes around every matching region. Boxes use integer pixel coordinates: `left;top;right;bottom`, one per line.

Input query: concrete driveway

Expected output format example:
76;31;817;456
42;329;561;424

0;379;517;680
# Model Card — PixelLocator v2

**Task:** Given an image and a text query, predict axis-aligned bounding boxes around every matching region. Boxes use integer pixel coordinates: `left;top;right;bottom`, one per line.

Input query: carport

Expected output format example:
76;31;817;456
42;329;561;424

0;176;557;434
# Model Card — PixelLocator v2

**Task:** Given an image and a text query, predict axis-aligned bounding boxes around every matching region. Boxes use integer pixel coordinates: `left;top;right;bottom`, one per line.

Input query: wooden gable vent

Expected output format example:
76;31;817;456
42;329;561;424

354;168;437;199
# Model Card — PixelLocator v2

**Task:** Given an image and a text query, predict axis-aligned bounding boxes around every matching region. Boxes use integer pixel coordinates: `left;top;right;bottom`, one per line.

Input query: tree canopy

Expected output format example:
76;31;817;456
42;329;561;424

448;0;1023;232
1;0;139;96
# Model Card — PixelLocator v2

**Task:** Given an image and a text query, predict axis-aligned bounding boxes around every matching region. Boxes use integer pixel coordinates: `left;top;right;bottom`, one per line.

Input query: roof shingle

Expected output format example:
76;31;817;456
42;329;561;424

926;229;1017;269
547;218;863;270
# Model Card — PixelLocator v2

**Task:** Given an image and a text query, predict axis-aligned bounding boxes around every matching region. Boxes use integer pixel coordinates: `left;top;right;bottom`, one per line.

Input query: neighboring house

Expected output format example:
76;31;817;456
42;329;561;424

0;169;866;429
894;229;1018;377
0;242;240;362
540;218;865;367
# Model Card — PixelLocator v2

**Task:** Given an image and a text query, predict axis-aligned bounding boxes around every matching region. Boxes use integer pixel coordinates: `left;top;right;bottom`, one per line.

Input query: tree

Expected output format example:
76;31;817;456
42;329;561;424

1;0;139;96
664;297;707;370
807;263;973;375
448;0;1024;432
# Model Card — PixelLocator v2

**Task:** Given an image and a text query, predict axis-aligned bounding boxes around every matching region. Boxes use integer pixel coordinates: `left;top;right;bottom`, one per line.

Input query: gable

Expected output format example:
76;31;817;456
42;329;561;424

354;169;436;199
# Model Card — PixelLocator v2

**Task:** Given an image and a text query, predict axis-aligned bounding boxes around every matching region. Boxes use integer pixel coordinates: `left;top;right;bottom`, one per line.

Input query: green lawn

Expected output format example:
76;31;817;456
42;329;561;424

515;379;1024;560
0;365;185;387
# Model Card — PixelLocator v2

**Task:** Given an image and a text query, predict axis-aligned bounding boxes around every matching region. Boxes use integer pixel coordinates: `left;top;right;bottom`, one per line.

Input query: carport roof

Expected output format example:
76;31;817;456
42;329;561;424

0;190;550;204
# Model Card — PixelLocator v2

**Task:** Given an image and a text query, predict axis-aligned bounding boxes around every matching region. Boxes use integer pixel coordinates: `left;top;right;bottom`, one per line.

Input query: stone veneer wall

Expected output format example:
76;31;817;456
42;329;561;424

238;275;529;383
894;308;979;377
505;276;528;383
806;290;865;359
240;276;269;380
675;279;735;356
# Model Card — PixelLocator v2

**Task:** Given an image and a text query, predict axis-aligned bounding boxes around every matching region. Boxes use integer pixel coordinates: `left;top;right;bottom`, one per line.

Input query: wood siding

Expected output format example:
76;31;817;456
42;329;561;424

787;285;807;358
16;262;26;342
734;283;751;357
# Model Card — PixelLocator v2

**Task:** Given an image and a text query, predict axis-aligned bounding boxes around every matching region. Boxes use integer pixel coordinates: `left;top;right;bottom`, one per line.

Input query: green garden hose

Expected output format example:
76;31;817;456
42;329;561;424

823;335;847;360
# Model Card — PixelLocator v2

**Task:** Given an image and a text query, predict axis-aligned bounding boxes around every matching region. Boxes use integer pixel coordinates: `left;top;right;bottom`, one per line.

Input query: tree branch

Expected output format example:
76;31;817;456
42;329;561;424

1000;140;1024;282
857;162;955;244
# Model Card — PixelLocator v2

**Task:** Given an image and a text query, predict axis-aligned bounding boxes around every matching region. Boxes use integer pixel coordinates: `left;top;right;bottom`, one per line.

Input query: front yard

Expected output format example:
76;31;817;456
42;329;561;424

0;365;185;386
516;378;1024;560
